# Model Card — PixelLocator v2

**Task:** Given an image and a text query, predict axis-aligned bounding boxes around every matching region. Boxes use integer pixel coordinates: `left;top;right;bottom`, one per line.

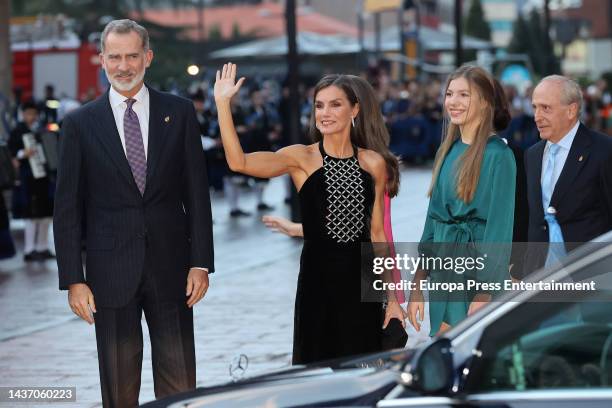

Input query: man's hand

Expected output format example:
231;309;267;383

68;283;96;324
22;148;37;158
186;268;209;308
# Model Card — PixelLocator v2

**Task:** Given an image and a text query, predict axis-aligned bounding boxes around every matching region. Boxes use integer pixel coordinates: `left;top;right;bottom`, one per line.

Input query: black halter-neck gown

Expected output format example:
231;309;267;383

293;142;382;364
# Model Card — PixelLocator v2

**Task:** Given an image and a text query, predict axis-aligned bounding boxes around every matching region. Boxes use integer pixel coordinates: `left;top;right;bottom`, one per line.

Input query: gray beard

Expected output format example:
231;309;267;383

105;69;146;92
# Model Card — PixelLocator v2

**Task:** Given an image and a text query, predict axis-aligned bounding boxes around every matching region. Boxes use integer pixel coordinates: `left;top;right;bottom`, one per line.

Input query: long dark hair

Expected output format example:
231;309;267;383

428;65;510;203
308;74;400;197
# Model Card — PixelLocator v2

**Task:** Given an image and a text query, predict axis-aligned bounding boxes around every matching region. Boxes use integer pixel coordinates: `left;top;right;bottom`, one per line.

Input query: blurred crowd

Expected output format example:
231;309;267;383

179;68;612;218
1;71;611;261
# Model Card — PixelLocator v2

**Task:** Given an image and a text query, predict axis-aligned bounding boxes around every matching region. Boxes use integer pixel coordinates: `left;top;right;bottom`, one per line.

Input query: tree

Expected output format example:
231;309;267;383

231;22;241;39
530;10;545;74
465;0;491;41
508;13;530;54
208;23;222;41
508;9;559;77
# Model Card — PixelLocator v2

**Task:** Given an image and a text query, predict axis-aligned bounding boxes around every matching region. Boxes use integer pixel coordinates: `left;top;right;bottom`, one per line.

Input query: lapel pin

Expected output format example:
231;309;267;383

579;155;583;162
164;116;170;123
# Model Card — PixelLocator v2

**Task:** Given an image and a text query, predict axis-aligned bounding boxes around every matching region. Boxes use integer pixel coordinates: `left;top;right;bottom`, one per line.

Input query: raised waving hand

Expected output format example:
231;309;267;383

213;62;301;179
214;63;246;102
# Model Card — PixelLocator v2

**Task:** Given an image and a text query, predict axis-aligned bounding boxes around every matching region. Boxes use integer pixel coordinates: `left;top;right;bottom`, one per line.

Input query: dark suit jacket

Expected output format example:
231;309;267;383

524;123;612;272
508;143;529;279
54;86;214;307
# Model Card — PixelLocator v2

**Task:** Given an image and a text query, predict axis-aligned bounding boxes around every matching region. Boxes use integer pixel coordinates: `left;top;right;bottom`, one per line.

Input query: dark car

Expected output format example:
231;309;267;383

142;232;612;408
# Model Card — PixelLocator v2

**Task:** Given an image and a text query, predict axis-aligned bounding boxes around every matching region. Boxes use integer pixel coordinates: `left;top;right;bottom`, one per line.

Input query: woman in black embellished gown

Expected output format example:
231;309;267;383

214;63;405;364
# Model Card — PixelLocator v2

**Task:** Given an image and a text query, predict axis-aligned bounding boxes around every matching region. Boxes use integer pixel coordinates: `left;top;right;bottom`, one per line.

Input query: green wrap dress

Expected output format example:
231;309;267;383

420;136;516;335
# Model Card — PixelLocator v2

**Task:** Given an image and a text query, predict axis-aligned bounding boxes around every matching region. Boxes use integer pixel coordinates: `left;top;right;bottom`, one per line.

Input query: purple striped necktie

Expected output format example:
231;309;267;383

124;98;147;195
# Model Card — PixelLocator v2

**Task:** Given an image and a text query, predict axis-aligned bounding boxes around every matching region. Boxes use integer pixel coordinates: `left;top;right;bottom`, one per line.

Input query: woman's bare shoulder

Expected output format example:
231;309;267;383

358;148;385;172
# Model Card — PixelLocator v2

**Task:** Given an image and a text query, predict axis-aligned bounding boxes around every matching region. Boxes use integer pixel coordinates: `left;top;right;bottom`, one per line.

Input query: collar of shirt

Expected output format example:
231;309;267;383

545;120;580;154
109;83;149;109
107;84;150;158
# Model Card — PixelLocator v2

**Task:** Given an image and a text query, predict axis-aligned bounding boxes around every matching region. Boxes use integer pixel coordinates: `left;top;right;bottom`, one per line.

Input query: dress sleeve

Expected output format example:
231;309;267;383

483;149;516;243
479;148;516;286
420;207;435;243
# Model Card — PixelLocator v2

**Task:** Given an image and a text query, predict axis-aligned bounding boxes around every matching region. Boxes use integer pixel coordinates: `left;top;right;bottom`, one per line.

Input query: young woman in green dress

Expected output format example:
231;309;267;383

408;66;516;336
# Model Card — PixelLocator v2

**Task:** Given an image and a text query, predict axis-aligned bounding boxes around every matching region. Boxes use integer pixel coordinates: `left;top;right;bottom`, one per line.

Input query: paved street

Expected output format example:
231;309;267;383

0;166;432;407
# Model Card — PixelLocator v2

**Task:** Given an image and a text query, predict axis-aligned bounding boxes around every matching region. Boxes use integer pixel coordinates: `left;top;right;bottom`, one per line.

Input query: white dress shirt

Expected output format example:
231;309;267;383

108;84;150;159
541;120;580;192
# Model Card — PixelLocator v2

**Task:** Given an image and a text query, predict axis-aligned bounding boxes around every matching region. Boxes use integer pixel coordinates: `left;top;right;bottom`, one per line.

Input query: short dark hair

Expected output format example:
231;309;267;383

21;100;39;112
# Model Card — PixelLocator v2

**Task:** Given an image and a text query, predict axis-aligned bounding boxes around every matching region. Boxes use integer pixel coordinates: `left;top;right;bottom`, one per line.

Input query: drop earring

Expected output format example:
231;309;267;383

351;117;355;127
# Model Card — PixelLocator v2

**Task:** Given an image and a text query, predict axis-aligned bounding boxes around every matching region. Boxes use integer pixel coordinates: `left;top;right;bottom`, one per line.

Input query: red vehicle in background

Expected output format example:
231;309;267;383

11;16;103;103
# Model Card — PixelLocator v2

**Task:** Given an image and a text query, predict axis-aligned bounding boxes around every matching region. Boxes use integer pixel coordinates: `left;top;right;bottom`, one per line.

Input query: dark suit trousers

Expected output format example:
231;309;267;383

93;254;195;408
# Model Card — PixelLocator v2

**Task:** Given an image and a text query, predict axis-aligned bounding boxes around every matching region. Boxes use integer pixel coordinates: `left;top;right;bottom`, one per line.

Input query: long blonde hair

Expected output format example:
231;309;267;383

428;65;510;202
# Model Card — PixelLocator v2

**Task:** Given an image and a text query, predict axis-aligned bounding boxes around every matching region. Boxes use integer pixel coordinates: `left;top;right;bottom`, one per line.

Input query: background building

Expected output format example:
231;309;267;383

551;0;612;79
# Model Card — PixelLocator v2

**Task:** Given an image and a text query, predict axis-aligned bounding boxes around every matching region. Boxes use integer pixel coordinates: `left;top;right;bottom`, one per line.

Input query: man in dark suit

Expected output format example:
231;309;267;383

54;19;214;407
524;75;612;274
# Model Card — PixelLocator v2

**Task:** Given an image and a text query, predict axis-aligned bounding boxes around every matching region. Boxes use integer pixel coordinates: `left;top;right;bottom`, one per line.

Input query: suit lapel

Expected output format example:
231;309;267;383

550;124;591;207
529;140;546;215
91;91;139;192
145;87;171;194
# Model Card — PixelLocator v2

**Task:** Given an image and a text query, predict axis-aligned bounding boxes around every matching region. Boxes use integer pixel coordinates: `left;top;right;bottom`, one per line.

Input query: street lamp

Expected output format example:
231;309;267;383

400;0;422;80
187;64;200;76
285;0;301;222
